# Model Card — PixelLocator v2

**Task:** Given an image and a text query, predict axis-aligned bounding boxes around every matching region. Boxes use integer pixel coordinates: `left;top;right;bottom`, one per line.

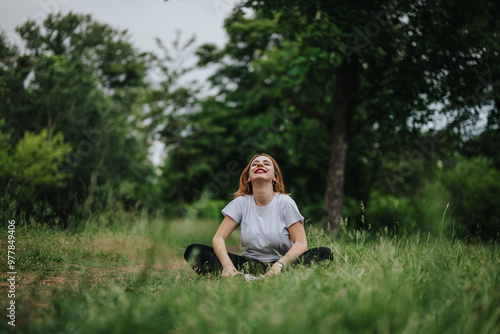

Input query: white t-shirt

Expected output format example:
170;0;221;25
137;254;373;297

221;193;305;262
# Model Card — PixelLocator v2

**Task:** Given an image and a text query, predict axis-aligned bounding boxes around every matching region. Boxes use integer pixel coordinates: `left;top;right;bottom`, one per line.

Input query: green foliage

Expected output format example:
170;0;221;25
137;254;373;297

0;120;12;178
442;155;500;239
368;190;418;234
12;129;71;189
184;197;229;221
364;150;500;240
1;4;499;239
158;0;500;233
414;180;453;238
0;13;158;225
0;125;71;199
463;126;500;169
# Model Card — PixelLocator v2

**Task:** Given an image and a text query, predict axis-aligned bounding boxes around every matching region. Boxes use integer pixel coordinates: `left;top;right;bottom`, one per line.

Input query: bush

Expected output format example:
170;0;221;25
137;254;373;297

0;125;72;201
367;189;418;235
0;125;72;226
184;194;228;221
442;155;500;239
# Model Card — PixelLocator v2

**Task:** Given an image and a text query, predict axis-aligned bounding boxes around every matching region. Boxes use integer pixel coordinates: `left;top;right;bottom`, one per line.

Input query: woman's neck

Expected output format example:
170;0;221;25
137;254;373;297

252;182;275;207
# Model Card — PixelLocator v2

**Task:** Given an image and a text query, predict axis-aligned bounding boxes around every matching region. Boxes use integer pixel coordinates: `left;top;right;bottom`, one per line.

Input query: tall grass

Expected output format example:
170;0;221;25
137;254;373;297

1;212;499;334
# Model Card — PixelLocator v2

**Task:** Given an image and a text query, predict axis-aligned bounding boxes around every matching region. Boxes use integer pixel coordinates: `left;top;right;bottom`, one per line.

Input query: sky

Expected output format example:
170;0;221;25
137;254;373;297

0;0;240;52
0;0;242;166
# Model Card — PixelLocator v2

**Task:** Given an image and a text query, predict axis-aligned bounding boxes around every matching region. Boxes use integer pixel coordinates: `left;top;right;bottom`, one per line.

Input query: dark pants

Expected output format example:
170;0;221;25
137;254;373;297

184;244;333;276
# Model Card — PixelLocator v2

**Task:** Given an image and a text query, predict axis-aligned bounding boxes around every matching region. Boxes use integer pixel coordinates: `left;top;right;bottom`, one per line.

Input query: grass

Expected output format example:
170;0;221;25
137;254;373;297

1;215;499;334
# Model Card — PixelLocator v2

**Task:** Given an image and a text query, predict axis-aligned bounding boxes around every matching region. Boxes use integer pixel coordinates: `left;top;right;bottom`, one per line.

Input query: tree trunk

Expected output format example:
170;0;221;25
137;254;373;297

322;126;349;233
322;56;359;233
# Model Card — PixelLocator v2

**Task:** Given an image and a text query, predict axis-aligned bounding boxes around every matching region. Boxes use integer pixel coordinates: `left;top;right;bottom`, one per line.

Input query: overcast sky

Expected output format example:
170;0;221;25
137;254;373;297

0;0;239;51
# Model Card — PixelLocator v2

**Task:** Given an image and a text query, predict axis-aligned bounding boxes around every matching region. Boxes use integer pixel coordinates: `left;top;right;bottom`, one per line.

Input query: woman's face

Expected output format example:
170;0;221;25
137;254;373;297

248;155;276;184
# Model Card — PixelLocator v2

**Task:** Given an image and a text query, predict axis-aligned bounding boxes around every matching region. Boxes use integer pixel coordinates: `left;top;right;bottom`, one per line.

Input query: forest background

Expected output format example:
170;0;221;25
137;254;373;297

1;0;500;241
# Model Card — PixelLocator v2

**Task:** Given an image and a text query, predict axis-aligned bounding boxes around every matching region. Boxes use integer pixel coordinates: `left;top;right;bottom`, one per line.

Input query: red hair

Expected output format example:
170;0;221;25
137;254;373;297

232;153;288;198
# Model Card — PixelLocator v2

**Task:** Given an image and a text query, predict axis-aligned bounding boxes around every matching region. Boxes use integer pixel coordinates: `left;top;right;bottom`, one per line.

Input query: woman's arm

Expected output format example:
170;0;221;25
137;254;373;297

265;221;308;276
212;215;239;277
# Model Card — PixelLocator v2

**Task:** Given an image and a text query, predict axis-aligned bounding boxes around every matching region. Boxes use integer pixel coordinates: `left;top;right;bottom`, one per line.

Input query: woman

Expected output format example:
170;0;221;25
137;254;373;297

184;153;332;277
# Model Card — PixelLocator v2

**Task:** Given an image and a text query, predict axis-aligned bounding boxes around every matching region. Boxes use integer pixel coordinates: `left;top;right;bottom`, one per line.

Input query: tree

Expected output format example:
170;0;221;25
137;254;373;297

195;0;500;232
0;13;158;224
138;32;203;216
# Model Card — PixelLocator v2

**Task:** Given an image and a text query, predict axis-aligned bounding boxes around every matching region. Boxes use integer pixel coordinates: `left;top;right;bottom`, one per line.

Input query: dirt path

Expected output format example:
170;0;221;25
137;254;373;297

0;257;188;297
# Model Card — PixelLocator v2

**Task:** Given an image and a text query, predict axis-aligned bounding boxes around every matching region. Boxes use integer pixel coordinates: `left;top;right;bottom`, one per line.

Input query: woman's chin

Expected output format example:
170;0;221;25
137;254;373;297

250;177;272;183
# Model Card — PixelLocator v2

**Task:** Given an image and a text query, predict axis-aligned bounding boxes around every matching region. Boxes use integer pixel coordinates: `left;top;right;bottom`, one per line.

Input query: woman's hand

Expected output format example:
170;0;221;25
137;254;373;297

265;261;283;277
221;266;239;277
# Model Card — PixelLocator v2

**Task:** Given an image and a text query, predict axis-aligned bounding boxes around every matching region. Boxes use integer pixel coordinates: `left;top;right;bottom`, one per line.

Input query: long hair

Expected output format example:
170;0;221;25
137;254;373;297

232;153;288;198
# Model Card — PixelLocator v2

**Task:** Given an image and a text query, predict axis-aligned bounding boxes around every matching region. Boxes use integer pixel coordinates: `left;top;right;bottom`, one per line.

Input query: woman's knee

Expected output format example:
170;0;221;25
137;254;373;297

184;243;207;261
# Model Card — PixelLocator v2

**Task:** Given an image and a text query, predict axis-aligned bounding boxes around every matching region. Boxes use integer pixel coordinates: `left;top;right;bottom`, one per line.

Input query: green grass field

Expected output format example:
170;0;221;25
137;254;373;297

1;215;499;334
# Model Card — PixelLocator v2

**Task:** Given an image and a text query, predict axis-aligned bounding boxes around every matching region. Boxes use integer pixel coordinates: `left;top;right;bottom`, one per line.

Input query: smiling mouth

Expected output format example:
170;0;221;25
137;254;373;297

254;168;267;173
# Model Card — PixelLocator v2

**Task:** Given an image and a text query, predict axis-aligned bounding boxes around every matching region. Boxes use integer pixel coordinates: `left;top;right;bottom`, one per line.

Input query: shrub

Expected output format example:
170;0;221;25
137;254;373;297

442;155;500;239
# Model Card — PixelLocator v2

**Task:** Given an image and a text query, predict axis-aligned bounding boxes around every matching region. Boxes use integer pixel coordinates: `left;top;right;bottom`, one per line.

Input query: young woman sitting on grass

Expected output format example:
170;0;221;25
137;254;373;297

184;153;332;277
